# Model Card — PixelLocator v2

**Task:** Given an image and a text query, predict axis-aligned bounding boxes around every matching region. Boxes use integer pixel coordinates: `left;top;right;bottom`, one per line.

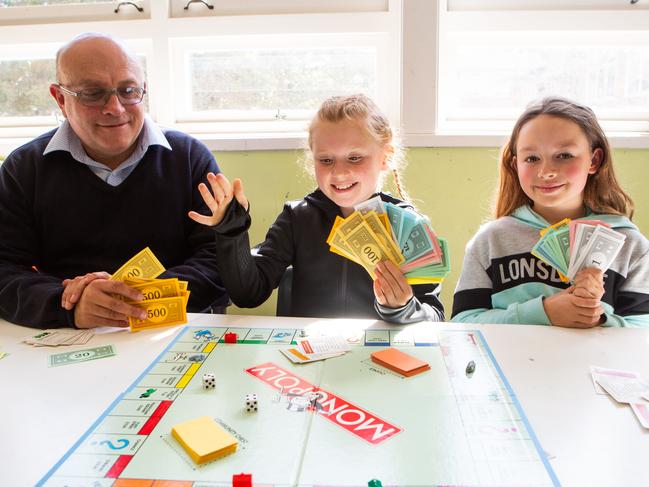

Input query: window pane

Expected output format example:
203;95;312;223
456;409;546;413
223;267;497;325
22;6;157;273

0;56;148;119
189;48;377;113
0;59;55;117
443;41;649;121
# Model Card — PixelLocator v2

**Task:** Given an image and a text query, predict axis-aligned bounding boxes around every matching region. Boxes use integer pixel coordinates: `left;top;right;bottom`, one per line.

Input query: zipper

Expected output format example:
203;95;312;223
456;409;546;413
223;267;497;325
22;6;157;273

341;258;348;312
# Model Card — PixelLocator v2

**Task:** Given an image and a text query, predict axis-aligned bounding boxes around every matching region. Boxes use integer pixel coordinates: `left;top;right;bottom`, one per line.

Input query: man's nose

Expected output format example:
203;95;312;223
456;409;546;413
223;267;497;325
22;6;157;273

102;92;126;115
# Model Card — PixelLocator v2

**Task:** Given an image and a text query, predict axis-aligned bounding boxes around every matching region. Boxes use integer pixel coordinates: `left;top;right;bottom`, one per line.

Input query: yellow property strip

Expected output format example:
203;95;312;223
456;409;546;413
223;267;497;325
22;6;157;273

176;363;201;388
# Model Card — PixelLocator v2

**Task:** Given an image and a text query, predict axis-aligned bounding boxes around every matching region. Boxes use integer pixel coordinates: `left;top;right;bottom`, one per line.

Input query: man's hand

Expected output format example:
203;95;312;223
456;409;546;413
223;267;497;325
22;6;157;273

188;172;249;227
374;261;414;309
73;279;147;328
62;271;111;310
543;286;604;329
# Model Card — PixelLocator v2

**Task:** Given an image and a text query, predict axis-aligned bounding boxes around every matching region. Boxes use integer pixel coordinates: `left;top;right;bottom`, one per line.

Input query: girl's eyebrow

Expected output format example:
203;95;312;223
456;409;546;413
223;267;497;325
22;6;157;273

518;141;580;153
517;145;536;153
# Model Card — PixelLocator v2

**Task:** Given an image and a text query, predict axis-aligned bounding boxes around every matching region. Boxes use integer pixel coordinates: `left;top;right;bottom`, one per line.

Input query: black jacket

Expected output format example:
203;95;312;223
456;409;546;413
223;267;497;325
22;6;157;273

213;189;444;323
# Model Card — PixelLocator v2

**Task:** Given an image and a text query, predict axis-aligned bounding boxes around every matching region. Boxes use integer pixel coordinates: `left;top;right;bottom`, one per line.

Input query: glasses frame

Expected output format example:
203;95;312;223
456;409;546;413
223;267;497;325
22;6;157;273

55;83;147;107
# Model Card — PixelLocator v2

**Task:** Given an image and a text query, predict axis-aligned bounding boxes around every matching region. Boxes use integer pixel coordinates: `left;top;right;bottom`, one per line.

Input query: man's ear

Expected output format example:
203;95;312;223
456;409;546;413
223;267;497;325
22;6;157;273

49;84;67;118
589;148;603;174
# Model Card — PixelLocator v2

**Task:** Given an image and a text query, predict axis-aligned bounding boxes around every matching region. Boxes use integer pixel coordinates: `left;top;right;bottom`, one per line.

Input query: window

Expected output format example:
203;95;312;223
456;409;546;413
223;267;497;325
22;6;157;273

170;34;389;136
0;0;398;153
4;1;647;150
401;0;649;146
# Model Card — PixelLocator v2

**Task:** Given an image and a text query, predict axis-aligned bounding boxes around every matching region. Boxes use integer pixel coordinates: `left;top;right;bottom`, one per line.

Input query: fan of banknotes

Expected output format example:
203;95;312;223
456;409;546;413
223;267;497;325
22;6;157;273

111;247;189;331
531;218;626;283
326;196;450;284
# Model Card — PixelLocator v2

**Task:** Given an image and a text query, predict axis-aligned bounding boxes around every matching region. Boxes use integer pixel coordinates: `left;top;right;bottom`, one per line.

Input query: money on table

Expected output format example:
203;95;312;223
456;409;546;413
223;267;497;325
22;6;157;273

47;344;116;367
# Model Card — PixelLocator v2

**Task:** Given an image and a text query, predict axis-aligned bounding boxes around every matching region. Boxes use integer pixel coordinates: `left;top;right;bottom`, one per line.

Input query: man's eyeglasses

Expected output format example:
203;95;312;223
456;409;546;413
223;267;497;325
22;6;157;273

55;84;146;107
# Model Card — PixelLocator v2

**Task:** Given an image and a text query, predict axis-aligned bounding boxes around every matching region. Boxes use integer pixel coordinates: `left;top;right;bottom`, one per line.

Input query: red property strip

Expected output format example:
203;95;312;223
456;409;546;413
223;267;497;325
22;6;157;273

246;362;401;445
138;400;173;435
106;455;133;478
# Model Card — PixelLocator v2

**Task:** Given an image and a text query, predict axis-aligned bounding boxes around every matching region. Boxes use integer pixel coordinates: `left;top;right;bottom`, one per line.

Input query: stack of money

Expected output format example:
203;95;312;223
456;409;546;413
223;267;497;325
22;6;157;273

111;247;189;331
532;218;626;282
326;196;450;284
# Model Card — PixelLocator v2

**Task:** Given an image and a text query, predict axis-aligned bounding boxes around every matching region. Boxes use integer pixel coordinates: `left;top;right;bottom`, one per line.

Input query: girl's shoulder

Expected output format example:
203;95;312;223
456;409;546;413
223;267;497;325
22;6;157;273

285;189;338;217
464;215;539;263
617;225;649;257
471;215;531;240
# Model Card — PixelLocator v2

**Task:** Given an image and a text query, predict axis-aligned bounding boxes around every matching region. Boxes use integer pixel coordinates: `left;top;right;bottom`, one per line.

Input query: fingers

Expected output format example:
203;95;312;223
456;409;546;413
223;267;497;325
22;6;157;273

73;280;147;328
189;172;239;227
61;272;110;310
196;182;219;214
100;280;145;303
571;294;601;309
188;209;218;226
74;310;130;329
232;178;249;210
374;261;413;308
574;268;604;282
373;278;386;306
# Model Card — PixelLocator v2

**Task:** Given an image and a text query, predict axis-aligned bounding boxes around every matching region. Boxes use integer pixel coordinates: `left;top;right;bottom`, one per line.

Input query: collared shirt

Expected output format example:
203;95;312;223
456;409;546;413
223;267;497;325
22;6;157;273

43;116;172;187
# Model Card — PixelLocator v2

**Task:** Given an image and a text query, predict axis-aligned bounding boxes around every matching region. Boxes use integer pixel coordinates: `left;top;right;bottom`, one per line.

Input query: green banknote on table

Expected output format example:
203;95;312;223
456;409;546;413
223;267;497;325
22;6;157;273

48;345;116;367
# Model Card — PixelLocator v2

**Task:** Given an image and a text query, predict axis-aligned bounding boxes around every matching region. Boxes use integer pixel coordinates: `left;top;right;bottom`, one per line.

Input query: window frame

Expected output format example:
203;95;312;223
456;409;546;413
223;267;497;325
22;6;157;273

1;0;648;153
400;0;649;148
0;0;401;154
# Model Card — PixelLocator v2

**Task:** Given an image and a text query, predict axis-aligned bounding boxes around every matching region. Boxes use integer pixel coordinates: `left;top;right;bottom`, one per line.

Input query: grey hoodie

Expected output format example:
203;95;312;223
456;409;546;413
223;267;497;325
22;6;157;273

452;205;649;327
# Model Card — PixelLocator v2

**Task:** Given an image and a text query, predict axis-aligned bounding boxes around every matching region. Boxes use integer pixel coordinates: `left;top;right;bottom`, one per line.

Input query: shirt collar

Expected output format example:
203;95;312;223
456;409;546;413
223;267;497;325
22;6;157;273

43;116;171;171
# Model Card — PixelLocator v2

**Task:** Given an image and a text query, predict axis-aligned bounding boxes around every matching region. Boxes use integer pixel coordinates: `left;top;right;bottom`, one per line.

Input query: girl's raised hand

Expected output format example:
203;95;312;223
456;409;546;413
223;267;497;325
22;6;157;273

188;172;249;227
373;260;413;308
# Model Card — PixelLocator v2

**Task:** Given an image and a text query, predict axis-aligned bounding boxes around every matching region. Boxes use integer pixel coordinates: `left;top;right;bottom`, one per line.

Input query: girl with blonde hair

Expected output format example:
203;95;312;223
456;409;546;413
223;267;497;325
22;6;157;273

191;94;443;323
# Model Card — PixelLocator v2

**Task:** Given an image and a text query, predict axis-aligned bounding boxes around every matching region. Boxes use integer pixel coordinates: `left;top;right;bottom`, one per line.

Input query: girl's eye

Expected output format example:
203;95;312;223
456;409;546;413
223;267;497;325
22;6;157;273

318;158;334;165
348;155;364;163
557;152;574;160
523;155;539;163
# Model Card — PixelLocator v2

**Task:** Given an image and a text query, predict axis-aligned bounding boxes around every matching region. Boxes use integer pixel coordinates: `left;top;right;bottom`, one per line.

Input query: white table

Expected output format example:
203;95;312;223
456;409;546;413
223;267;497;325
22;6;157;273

1;314;647;487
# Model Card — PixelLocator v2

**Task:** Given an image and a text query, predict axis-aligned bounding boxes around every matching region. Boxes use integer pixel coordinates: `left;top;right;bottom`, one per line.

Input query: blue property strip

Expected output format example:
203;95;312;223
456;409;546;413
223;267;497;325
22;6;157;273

472;329;562;487
36;326;192;486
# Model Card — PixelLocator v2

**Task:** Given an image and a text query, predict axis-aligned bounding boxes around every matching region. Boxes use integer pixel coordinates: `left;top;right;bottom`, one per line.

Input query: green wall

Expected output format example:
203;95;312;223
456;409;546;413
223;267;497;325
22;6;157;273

217;147;649;318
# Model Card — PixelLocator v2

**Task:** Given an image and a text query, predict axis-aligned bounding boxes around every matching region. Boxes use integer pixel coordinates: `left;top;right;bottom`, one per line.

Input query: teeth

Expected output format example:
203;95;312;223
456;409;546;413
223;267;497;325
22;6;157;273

335;183;354;190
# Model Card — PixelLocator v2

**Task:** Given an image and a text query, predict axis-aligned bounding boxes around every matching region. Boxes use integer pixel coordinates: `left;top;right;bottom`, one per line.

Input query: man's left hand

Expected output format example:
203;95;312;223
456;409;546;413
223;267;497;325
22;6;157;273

61;271;111;310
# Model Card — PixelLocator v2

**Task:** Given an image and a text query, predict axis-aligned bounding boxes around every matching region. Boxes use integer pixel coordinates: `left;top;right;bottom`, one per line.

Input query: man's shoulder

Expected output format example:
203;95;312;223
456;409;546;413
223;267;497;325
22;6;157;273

6;129;57;160
159;128;203;150
2;130;59;176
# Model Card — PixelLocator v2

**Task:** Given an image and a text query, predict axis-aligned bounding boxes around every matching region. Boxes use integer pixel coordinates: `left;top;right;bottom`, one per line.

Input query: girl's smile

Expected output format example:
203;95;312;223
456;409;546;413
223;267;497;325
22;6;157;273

515;114;601;223
311;118;389;216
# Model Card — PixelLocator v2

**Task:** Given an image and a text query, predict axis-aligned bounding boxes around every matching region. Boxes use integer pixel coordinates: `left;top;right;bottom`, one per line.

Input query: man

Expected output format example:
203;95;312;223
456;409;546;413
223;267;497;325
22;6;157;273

0;33;228;329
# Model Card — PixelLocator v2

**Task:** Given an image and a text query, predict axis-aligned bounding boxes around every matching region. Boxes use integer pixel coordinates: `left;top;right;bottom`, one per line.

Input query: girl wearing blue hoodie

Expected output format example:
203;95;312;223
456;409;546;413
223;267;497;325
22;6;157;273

452;97;649;327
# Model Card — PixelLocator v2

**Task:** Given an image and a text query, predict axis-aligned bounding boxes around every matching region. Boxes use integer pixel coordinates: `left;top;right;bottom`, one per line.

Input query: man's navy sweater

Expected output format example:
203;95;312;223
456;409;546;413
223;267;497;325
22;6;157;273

0;129;228;329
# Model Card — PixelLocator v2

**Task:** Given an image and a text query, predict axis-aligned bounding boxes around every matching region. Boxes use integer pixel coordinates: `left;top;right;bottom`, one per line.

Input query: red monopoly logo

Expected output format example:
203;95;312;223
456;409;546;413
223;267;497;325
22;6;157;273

246;362;401;445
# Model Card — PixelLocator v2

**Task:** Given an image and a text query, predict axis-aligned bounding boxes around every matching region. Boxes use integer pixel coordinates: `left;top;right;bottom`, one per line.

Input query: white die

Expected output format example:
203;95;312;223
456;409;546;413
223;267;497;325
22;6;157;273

245;393;258;412
202;373;215;389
